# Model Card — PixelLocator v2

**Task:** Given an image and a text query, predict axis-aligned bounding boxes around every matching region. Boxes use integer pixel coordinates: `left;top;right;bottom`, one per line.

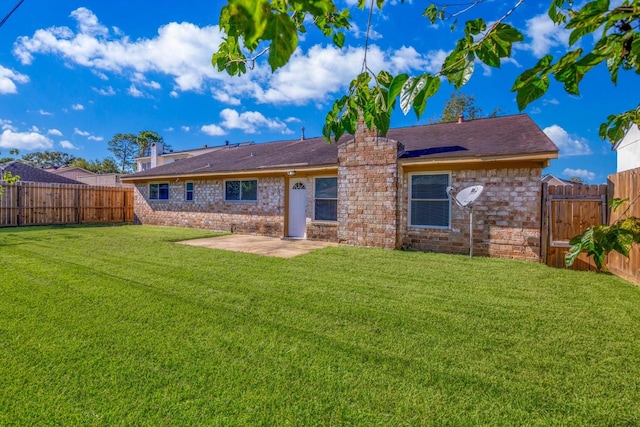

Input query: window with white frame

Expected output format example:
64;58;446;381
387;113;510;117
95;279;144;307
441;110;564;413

409;173;450;228
149;183;169;200
314;177;337;221
225;179;258;201
185;182;194;201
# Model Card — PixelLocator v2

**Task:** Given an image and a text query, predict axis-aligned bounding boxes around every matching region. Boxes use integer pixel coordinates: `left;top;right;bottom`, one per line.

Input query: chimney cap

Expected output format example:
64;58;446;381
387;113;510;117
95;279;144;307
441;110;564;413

458;114;464;124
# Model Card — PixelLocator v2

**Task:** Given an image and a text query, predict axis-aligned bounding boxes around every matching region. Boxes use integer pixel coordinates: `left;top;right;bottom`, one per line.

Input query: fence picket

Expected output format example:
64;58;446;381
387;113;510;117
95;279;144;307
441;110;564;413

0;182;133;227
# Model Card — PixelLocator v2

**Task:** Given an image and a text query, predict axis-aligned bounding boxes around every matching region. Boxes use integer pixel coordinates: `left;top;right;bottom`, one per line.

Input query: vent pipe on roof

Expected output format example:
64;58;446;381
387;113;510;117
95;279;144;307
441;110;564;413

458;114;464;124
301;127;305;141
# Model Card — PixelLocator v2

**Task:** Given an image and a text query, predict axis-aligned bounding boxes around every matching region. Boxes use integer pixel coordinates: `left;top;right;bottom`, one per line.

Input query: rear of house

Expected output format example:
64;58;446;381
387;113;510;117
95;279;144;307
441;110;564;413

122;114;558;261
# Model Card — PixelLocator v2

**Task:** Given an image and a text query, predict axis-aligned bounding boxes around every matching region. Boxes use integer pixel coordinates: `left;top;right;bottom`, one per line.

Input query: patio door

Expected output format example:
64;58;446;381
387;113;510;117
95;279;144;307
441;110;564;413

288;180;307;238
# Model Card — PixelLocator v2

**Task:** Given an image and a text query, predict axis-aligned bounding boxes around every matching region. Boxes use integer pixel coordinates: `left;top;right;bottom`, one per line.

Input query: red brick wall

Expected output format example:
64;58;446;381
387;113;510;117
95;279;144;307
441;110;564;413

337;122;400;249
399;167;543;261
133;178;285;236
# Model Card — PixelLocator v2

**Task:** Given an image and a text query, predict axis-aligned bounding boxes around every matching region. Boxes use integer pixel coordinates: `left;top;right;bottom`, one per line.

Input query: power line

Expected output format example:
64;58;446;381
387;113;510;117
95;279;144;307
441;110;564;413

0;0;25;29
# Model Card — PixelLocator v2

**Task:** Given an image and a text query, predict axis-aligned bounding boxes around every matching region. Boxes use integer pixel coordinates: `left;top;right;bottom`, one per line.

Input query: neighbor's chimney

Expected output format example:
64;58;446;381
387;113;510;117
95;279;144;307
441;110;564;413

150;141;164;168
458;114;464;124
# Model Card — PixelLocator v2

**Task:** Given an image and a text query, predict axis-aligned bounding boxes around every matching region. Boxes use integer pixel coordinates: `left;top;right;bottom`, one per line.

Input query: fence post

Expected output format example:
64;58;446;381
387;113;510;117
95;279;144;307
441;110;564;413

76;188;82;224
17;183;22;227
540;182;548;264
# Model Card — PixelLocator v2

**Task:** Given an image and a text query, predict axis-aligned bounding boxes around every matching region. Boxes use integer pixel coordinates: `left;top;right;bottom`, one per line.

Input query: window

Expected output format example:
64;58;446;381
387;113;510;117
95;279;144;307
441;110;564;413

149;183;169;200
314;177;337;221
140;162;151;171
410;173;450;228
185;182;194;201
225;179;258;201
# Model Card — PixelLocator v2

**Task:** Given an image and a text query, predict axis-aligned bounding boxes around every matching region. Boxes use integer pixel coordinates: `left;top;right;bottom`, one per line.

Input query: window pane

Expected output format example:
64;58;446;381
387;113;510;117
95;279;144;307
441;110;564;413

315;177;337;199
240;180;257;201
412;174;448;199
411;200;449;227
315;200;337;221
149;184;159;199
186;182;194;201
225;181;240;200
158;184;169;200
186;182;194;191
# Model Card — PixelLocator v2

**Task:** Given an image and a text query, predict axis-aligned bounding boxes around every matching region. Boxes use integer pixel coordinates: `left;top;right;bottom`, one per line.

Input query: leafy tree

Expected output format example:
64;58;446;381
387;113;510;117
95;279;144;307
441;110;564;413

0;149;20;196
0;157;16;164
71;157;121;174
568;177;585;184
20;151;77;168
436;93;502;123
135;130;167;157
108;133;138;173
213;0;639;143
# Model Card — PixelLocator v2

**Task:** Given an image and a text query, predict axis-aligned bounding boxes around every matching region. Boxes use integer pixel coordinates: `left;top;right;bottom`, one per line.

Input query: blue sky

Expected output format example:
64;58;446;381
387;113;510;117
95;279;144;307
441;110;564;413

0;0;634;182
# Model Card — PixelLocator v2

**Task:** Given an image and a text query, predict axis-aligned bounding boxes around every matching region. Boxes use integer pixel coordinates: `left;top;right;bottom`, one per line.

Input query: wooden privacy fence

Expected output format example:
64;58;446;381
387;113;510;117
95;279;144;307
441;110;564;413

542;183;608;271
0;182;134;227
607;167;640;286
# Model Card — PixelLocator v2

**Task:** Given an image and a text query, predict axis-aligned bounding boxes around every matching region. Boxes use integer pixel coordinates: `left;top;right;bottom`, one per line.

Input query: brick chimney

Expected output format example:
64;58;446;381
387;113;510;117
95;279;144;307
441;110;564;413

337;120;400;249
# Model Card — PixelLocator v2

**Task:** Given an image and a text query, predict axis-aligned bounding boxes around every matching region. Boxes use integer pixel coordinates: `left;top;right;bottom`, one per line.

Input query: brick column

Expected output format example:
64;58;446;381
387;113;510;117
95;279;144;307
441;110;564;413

337;122;400;249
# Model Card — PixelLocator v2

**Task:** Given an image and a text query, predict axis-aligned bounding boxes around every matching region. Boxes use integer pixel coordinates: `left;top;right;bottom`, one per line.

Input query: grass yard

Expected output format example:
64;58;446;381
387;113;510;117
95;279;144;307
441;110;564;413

1;224;639;426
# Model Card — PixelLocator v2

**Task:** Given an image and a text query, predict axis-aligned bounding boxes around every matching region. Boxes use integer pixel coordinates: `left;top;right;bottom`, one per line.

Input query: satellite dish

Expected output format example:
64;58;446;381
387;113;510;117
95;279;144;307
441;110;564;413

454;185;483;207
448;185;484;259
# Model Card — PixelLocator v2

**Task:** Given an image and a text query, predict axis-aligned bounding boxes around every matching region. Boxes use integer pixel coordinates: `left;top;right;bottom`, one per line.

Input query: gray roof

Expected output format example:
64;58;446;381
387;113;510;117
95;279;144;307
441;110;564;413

124;114;558;179
0;161;83;184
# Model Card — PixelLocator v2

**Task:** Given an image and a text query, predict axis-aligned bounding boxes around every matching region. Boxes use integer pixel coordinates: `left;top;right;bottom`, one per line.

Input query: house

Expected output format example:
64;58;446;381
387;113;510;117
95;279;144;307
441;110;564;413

44;165;95;181
135;141;254;171
1;161;83;184
39;165;127;186
122;114;559;261
612;124;640;173
541;174;584;186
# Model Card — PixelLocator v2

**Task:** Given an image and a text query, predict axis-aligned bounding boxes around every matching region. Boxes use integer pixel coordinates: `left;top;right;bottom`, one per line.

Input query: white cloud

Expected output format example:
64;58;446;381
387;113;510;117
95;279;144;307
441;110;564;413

563;168;595;182
74;128;90;137
170;90;179;98
543;124;592;156
0;65;29;94
72;103;84;111
31;126;40;132
0;129;53;150
48;129;63;136
219;108;292;134
0;119;16;131
60;140;78;149
128;84;143;97
201;124;226;136
543;98;560;105
181;126;190;132
93;86;115;96
212;91;241;106
39;109;53;116
521;14;571;57
13;8;223;93
88;135;103;141
164;127;174;132
285;117;301;123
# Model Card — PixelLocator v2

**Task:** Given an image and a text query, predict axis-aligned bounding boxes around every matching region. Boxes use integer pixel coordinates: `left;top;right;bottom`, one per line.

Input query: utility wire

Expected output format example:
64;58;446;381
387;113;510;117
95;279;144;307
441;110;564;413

0;0;25;29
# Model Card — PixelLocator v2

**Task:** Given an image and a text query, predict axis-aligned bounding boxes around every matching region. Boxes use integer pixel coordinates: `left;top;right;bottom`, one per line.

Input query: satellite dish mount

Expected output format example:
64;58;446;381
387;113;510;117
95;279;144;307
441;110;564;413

446;185;484;258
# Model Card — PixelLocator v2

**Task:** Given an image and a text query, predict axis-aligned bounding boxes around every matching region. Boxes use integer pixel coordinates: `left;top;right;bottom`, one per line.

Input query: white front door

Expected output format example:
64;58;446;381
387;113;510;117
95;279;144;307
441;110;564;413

288;180;307;238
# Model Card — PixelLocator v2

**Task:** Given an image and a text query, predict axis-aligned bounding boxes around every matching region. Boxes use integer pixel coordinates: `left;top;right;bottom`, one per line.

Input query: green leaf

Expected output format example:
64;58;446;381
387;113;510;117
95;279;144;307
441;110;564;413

387;73;408;112
565;242;584;268
332;31;345;48
266;13;298;72
514;75;549;110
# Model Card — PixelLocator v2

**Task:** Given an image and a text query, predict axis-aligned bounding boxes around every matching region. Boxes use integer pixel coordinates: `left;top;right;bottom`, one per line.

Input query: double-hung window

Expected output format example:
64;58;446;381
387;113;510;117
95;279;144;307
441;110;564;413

185;182;194;201
314;177;337;221
225;179;258;201
149;183;169;200
410;173;450;228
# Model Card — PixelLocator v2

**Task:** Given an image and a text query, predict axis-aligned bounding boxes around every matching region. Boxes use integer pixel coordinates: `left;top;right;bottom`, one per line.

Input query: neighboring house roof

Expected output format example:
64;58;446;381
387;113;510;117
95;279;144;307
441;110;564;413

134;141;255;161
541;174;582;186
123;114;558;180
44;166;96;176
0;161;83;184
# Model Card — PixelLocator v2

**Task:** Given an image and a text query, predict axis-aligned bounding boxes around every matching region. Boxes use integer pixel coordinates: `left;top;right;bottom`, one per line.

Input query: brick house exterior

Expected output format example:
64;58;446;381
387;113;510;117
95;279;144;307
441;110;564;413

122;115;558;261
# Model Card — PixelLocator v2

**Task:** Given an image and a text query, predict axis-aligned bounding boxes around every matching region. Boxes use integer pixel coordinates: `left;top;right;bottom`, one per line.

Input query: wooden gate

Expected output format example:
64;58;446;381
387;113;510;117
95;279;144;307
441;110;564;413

542;184;608;270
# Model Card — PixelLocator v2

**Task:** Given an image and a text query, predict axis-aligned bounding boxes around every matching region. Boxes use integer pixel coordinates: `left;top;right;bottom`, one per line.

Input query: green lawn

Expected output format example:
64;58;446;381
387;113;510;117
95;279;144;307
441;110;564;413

1;225;639;426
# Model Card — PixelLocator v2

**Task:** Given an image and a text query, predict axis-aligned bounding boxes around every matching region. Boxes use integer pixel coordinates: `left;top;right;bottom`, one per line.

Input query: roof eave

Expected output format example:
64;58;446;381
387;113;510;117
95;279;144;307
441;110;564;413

121;163;339;182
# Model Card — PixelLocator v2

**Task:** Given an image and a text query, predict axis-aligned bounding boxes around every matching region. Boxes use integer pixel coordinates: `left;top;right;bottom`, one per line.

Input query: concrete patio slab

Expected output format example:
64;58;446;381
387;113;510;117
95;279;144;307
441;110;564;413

176;234;338;258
